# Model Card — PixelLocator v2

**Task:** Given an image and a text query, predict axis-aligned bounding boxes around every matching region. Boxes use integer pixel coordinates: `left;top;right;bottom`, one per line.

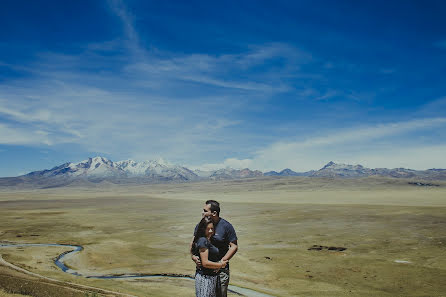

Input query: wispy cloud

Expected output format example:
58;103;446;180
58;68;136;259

0;73;254;164
197;117;446;171
2;1;445;176
0;123;52;145
419;96;446;116
107;0;138;42
276;117;446;149
0;3;316;166
351;144;446;170
106;0;144;58
0;105;51;123
126;42;307;93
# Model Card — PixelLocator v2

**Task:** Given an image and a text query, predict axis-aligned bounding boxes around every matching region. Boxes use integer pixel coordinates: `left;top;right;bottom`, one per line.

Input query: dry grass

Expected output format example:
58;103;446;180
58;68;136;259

0;288;28;297
0;176;445;296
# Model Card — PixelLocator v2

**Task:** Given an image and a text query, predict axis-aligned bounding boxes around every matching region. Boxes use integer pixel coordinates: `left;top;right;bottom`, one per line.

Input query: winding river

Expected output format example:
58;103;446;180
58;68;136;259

0;243;273;297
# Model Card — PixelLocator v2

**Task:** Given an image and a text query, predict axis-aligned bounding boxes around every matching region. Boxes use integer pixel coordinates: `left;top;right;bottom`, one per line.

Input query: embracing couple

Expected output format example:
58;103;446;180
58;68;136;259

190;200;238;297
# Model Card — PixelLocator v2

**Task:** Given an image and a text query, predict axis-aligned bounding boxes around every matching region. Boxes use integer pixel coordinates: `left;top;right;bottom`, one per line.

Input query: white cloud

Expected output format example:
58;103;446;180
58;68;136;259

0;104;52;123
1;0;444;175
0;75;252;164
0;15;312;165
106;0;144;58
351;145;446;170
190;158;254;171
199;118;446;172
419;96;446;116
0;123;52;145
251;117;446;155
105;1;302;94
126;43;305;93
3;46;445;171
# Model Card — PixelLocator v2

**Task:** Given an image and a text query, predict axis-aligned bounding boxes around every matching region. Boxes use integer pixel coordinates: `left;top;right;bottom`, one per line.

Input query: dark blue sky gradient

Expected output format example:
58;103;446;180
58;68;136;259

0;0;446;175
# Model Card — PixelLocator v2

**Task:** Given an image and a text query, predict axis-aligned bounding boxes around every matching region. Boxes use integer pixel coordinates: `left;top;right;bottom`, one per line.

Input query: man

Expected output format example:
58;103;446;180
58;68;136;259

190;200;238;297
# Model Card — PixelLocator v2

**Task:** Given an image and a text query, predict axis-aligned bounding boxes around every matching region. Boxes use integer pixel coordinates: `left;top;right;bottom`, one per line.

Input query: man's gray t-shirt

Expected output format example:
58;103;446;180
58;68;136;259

194;218;237;261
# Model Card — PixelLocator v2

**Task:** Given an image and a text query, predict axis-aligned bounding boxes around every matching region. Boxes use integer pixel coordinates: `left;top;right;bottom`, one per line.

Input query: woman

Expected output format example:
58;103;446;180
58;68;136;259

191;217;228;297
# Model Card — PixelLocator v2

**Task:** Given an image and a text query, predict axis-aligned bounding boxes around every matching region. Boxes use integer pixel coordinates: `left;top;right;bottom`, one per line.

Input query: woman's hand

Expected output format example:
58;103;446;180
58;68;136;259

192;255;202;267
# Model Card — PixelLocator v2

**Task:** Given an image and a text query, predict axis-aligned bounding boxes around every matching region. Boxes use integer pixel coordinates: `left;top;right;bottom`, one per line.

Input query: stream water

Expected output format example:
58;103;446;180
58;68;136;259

0;243;274;297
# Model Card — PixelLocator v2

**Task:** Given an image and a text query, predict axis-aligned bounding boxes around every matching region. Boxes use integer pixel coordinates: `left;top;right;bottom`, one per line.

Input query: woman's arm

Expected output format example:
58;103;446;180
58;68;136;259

199;248;227;269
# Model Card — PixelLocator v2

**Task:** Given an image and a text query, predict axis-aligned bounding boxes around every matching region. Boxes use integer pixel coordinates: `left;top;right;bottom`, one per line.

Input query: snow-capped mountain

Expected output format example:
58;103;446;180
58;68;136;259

22;157;267;184
2;158;445;189
115;158;197;180
26;156;122;178
25;156;198;181
22;158;446;181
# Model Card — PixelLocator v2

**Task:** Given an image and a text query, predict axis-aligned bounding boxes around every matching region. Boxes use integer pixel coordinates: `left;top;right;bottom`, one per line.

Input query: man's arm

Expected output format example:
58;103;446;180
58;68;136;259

189;236;201;266
221;240;238;262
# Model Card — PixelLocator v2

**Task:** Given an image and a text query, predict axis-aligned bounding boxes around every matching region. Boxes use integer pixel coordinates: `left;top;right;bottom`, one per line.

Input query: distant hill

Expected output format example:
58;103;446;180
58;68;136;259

1;157;445;189
311;161;446;180
264;168;314;176
208;168;263;180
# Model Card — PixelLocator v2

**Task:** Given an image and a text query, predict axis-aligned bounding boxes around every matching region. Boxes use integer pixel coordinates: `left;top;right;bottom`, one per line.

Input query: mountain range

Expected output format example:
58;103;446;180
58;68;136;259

25;157;198;181
1;157;445;188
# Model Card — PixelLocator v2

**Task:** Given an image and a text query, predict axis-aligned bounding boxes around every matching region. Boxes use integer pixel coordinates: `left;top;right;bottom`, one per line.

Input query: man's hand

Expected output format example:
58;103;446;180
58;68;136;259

213;260;228;273
191;255;202;267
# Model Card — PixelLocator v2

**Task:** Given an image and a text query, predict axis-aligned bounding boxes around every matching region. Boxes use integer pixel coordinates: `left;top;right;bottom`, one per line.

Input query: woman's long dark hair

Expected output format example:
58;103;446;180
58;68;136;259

191;217;212;254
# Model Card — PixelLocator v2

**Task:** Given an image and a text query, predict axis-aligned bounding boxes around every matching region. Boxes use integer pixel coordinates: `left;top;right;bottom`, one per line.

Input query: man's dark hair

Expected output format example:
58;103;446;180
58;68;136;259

206;200;220;216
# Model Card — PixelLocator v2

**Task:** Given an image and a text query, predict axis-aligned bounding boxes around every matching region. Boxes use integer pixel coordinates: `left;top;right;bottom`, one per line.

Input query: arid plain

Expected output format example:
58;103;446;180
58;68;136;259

1;176;446;297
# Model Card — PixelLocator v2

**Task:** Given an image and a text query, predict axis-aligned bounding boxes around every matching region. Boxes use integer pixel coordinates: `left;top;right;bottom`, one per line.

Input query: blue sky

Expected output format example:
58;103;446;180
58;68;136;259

1;0;446;176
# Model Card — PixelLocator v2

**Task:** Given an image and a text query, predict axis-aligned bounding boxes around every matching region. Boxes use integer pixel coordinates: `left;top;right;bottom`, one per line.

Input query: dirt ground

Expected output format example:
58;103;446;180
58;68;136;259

0;264;112;297
0;176;445;296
